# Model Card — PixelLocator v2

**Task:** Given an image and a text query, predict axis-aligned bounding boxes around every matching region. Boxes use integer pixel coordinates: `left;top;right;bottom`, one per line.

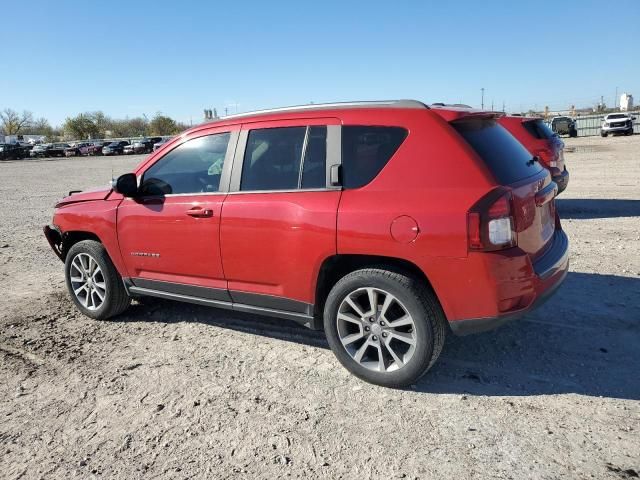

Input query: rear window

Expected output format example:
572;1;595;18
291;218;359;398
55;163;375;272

522;119;556;140
342;126;407;188
453;119;543;184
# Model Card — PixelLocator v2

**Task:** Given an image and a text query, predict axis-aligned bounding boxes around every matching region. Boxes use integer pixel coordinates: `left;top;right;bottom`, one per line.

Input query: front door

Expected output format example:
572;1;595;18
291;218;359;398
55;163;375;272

117;129;237;299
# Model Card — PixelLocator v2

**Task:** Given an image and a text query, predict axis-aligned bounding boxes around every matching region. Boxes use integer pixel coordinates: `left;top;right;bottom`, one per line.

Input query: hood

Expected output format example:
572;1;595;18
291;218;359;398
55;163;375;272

604;116;630;123
55;186;113;207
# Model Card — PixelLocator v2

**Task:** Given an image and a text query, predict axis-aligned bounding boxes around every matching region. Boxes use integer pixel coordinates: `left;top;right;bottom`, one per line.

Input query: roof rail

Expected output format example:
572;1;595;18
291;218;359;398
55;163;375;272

218;99;429;120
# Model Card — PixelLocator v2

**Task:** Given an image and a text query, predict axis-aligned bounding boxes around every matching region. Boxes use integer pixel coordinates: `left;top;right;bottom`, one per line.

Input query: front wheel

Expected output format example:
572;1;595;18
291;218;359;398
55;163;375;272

324;269;446;388
601;132;608;137
65;240;131;319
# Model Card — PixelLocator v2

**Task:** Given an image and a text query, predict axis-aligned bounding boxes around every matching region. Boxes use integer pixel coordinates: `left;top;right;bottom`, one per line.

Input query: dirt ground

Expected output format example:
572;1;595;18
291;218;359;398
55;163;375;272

0;136;639;480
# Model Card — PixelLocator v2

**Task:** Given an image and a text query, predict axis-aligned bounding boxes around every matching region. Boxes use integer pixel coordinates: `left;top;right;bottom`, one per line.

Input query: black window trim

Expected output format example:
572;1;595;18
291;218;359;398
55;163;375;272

136;130;239;198
228;123;342;194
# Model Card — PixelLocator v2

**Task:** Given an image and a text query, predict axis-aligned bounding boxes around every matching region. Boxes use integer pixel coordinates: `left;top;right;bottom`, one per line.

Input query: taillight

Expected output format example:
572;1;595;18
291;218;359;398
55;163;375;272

534;148;557;168
468;188;517;251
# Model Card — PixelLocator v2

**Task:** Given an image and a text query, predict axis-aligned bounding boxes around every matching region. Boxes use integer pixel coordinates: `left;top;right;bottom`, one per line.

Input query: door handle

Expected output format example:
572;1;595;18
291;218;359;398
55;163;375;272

186;207;214;218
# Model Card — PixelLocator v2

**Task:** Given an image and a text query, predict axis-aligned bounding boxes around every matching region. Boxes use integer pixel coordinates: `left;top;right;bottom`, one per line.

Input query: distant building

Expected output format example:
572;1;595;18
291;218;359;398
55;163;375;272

620;93;634;111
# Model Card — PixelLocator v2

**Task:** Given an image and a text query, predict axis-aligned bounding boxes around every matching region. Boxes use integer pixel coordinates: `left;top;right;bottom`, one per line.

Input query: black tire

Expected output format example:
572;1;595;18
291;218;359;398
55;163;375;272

601;132;608;137
64;240;131;320
570;129;577;138
323;268;446;388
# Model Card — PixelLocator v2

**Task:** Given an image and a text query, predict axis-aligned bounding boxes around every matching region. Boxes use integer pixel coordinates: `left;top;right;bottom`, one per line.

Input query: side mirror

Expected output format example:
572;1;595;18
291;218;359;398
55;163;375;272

633;117;637;120
112;173;138;197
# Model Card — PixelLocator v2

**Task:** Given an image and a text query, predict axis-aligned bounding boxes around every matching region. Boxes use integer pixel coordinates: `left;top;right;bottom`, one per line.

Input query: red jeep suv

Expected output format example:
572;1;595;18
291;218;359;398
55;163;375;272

44;100;569;387
498;115;569;193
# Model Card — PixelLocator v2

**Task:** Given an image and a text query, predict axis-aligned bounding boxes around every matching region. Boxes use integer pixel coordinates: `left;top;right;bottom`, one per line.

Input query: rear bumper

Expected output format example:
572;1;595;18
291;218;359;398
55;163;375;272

552;168;569;194
448;229;569;336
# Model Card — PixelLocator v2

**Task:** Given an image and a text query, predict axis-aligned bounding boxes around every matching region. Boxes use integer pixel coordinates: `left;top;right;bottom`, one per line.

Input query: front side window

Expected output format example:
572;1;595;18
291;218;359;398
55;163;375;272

341;126;407;189
240;126;327;191
140;132;230;195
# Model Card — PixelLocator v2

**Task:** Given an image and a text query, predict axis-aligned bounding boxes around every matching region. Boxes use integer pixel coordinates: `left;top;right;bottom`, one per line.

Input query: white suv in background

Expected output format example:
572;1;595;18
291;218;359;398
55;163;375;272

601;113;635;137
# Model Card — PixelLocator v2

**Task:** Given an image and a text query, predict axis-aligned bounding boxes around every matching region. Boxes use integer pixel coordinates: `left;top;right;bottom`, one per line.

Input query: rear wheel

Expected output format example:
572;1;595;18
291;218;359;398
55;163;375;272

601;132;608;137
324;268;446;388
65;240;130;319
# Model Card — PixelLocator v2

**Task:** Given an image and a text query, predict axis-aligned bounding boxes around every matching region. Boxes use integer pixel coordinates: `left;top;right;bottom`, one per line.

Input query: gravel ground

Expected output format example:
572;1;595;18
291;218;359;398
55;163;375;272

0;137;639;480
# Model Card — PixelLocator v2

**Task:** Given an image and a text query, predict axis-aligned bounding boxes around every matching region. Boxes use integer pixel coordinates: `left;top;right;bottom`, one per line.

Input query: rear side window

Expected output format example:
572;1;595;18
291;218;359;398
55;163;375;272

453;119;543;184
342;126;407;188
240;126;327;191
522;119;555;140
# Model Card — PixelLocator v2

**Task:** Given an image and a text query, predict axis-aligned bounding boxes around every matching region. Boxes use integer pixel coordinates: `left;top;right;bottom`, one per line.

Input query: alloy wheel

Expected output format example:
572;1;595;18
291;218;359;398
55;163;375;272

336;287;417;373
69;253;107;311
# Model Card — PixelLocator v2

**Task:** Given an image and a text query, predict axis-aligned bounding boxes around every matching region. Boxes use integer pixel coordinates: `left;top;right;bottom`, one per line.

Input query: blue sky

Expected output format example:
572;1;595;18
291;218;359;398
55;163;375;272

2;0;638;126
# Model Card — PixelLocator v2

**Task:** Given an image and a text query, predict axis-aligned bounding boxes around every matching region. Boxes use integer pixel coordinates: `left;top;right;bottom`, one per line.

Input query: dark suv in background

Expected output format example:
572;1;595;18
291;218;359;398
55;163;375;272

551;116;578;137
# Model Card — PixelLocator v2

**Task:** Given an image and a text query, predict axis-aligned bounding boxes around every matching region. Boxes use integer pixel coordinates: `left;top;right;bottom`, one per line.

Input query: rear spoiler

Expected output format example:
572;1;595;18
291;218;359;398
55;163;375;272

430;107;505;123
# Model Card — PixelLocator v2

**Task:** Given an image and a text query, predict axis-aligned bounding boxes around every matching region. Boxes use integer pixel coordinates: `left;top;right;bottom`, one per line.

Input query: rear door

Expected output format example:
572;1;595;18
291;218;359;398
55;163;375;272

452;118;556;260
220;118;342;311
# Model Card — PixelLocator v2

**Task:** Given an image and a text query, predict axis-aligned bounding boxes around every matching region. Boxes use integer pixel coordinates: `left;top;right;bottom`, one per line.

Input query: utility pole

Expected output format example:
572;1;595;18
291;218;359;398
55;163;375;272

502;101;505;113
481;88;485;110
491;100;494;111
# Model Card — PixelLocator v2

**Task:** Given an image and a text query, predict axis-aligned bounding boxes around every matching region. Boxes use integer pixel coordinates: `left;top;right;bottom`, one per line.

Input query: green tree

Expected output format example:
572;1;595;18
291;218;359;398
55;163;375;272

148;113;184;136
108;117;147;138
63;113;100;139
0;109;33;135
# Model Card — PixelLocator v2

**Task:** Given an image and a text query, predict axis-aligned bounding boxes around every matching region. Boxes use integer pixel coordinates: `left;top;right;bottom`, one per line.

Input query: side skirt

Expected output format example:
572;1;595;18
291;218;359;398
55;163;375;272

124;279;318;329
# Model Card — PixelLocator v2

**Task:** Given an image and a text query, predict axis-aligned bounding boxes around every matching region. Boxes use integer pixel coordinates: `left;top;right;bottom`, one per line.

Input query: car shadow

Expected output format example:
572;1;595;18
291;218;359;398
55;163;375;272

419;271;640;400
557;198;640;219
110;271;640;400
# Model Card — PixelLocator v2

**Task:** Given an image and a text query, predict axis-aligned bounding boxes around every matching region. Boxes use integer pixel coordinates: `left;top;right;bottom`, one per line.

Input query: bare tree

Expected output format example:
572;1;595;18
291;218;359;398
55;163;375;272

0;109;33;135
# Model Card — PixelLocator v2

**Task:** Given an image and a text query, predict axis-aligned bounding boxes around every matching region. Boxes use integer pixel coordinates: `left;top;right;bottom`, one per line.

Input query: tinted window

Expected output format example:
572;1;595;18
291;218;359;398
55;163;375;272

341;126;407;188
140;133;230;195
453;119;543;184
241;127;306;191
522;119;555;140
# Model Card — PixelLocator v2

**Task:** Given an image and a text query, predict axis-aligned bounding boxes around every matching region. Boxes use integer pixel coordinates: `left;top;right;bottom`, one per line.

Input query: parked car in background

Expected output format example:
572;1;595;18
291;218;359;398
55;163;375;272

153;137;172;151
601;113;635;137
498;116;569;193
102;141;129;156
47;143;71;157
123;144;136;155
44;100;568;388
132;137;162;154
0;143;27;160
65;142;92;157
550;116;578;137
87;142;108;155
31;144;50;157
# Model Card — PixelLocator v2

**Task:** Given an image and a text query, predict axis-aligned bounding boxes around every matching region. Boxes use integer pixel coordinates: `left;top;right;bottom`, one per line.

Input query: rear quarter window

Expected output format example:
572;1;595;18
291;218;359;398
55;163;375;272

342;126;407;188
453;119;543;185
